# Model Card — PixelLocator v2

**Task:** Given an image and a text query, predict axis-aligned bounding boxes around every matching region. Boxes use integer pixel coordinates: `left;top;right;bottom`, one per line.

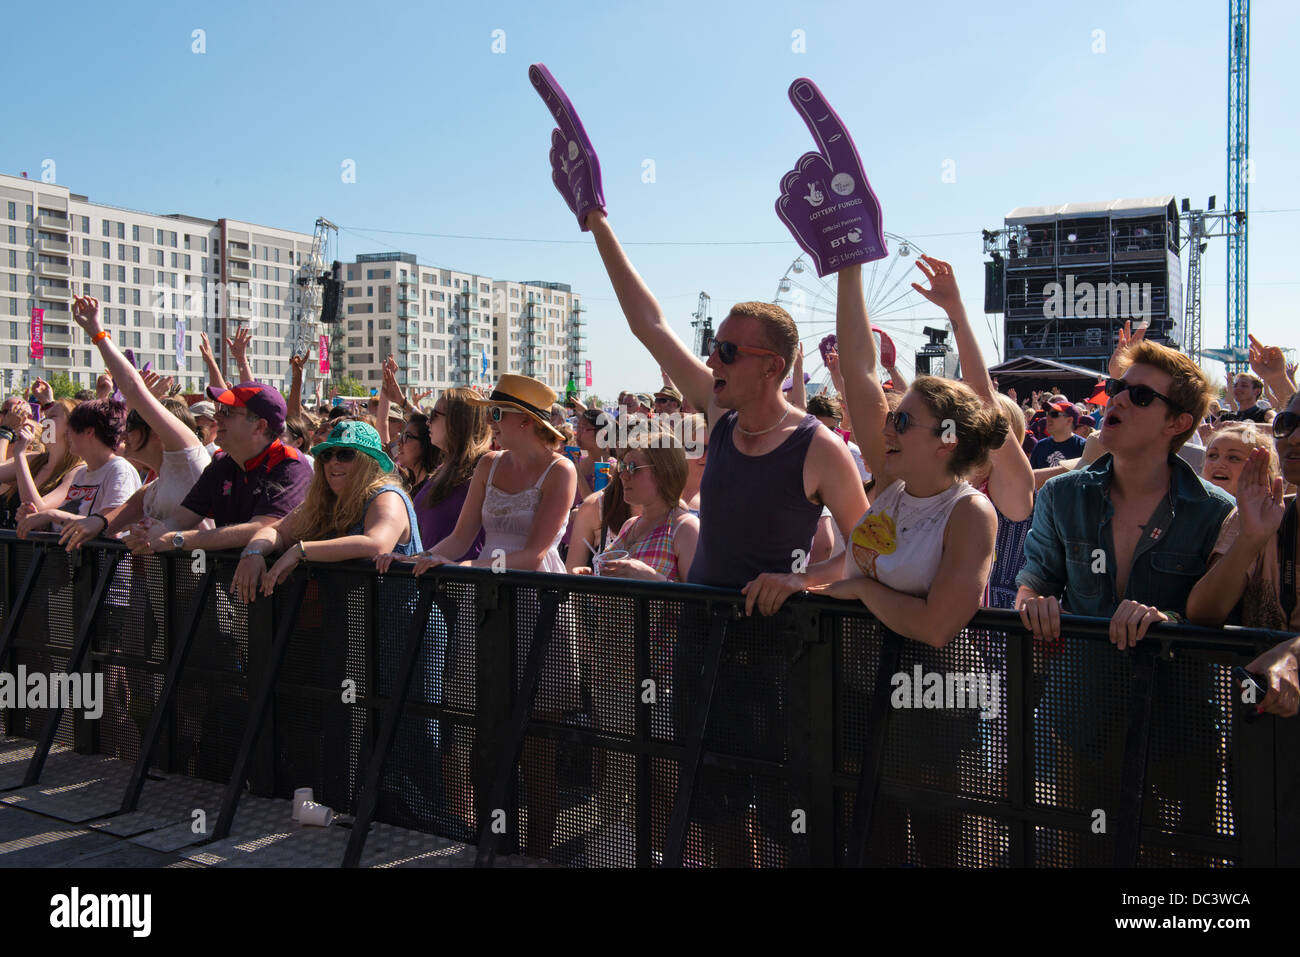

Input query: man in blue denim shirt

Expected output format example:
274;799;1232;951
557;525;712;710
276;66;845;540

1016;340;1233;640
1015;339;1233;838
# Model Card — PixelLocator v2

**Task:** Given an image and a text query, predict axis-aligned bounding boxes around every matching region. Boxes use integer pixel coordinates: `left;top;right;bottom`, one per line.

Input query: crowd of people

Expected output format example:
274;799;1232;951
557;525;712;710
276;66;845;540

2;177;1298;862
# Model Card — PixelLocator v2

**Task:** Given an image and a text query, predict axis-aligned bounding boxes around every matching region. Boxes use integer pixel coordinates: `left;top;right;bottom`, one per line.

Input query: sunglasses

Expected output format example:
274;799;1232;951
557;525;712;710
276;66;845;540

489;406;524;423
397;431;421;444
885;410;945;437
1103;378;1185;413
318;447;359;464
709;339;781;365
1046;410;1073;419
1272;411;1300;440
618;460;655;477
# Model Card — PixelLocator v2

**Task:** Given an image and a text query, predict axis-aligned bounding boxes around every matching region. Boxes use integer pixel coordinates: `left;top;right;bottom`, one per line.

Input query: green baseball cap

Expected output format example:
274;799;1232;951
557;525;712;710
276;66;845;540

310;420;394;472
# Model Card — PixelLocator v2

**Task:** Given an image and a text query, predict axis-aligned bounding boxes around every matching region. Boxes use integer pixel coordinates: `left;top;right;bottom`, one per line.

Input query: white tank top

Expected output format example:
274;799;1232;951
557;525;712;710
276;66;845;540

842;478;983;597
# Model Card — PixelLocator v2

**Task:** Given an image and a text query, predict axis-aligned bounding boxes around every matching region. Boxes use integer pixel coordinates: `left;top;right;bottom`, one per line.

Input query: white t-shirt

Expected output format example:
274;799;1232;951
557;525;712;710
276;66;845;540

62;457;142;525
142;445;211;522
847;441;869;482
842;478;983;597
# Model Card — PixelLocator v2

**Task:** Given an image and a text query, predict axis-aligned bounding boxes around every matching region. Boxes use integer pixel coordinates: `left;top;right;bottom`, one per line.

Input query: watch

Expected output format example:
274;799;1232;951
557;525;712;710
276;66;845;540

171;531;186;551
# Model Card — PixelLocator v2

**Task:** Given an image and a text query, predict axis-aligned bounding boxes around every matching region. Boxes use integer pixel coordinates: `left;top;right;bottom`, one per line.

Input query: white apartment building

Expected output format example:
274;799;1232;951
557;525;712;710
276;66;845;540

340;252;586;396
0;172;319;395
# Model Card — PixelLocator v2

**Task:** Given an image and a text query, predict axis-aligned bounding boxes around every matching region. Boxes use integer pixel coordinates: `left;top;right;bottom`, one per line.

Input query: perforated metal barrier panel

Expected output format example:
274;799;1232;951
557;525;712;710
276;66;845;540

0;534;1293;867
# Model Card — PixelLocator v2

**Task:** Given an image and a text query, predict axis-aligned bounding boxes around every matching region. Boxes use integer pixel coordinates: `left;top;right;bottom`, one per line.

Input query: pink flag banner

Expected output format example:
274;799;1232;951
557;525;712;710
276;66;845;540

585;360;592;387
29;308;43;360
319;335;330;374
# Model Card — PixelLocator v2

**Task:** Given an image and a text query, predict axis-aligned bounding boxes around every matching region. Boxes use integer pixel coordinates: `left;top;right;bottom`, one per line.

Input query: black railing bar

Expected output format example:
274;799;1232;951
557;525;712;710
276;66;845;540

0;546;47;667
3;533;1286;653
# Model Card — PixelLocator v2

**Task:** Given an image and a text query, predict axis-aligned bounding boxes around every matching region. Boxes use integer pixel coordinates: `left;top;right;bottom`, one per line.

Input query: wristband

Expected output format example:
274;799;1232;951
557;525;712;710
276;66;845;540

0;428;12;443
92;330;110;344
297;541;307;562
89;513;110;536
240;546;267;560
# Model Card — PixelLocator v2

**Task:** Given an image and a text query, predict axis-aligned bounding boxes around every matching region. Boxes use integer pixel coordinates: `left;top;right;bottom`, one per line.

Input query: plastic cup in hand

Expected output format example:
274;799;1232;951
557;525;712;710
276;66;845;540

593;549;629;577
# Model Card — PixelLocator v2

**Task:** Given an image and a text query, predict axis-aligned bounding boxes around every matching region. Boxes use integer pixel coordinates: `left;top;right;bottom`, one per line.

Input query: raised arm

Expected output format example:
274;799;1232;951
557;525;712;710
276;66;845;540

287;352;306;419
73;294;198;452
1249;335;1297;410
911;257;1032;520
198;332;229;393
835;265;889;476
226;325;255;385
587;213;715;415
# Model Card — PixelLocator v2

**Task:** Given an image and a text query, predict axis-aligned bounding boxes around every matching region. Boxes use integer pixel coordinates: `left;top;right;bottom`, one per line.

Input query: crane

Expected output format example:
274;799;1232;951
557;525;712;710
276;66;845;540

1225;0;1250;374
293;216;337;393
690;292;713;357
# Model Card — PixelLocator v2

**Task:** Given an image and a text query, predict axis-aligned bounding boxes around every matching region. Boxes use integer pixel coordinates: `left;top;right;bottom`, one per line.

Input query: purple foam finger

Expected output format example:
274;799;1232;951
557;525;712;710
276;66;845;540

774;77;887;278
529;63;606;231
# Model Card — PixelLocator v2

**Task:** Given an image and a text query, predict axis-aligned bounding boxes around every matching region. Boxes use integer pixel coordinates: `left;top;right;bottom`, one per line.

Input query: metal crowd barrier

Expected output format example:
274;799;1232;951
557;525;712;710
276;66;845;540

0;531;1296;868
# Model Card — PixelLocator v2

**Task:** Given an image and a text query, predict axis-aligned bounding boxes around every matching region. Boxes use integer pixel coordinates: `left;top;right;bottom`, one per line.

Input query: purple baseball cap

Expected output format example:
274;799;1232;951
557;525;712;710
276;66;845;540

206;381;287;434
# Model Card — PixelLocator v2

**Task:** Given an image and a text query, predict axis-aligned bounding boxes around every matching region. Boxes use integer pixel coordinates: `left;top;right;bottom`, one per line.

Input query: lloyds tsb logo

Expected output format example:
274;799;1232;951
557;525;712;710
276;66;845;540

1041;275;1154;321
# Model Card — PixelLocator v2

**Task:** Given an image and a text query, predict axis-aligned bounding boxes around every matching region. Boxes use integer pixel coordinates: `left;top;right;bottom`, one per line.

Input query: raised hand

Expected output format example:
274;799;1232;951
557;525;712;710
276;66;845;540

1236;447;1286;545
95;372;114;399
529;64;606;232
141;369;173;399
289;352;307;374
198;332;216;363
910;256;963;318
225;325;252;363
775;78;886;277
29;377;53;406
381;361;405;405
1248;334;1286;380
409;389;433;409
71;294;103;336
1108;320;1145;378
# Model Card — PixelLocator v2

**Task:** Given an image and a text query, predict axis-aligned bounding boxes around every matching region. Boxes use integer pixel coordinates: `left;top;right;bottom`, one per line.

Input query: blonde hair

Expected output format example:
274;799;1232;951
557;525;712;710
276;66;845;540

287;453;393;541
1207;422;1280;484
994;393;1027;444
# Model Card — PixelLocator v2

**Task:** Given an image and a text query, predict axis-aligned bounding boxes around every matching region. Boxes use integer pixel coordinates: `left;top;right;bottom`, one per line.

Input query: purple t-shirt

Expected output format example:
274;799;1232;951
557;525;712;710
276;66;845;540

180;439;313;526
412;477;483;561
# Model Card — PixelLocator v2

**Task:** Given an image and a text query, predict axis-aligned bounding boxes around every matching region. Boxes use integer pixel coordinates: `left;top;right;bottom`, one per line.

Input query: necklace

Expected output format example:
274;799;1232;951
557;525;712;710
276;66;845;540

736;406;792;438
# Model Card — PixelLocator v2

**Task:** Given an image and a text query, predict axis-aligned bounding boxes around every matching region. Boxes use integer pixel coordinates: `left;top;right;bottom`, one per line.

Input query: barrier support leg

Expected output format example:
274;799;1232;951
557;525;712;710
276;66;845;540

342;584;443;868
662;607;731;869
474;588;564;868
120;566;216;813
849;629;903;867
1114;648;1157;866
211;571;308;840
22;551;120;786
0;546;47;669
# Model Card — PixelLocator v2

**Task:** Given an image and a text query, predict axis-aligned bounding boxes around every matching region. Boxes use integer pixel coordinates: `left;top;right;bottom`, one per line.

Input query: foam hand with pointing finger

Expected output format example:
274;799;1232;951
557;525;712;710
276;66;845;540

776;78;886;277
529;64;606;231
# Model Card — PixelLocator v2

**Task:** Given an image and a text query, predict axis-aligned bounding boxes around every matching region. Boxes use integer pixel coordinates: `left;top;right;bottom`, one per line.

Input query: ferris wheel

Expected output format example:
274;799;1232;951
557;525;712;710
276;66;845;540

772;232;943;389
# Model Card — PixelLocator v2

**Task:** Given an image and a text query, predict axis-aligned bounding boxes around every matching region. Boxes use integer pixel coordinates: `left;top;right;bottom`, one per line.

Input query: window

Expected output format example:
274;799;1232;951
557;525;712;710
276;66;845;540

170;253;178;268
132;225;140;241
6;226;13;243
117;243;126;260
133;268;141;284
82;238;90;255
156;229;164;245
116;222;125;239
201;237;207;252
25;205;32;222
5;202;13;220
169;231;177;247
132;246;140;263
6;251;12;268
103;264;111;280
103;220;111;236
81;261;90;278
80;216;89;233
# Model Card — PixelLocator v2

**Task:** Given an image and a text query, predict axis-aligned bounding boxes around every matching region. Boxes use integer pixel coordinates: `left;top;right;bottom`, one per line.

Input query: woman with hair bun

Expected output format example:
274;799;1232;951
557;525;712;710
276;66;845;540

809;258;1007;648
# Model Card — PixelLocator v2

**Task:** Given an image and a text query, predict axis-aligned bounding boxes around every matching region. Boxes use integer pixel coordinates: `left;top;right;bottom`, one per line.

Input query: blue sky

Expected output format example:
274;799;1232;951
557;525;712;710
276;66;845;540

7;0;1297;396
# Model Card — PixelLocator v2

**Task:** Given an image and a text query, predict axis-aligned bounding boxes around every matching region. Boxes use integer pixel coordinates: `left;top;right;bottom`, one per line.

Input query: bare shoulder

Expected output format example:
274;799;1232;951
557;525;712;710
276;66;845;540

952;491;997;532
806;423;856;472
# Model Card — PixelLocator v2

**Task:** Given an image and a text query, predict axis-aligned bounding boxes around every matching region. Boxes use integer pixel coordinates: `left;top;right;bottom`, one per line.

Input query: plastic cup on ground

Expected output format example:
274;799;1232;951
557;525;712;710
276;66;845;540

292;787;314;822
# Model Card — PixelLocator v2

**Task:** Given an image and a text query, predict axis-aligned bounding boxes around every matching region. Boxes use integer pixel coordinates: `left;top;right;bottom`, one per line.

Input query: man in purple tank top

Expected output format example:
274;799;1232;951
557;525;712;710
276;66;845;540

583;210;867;614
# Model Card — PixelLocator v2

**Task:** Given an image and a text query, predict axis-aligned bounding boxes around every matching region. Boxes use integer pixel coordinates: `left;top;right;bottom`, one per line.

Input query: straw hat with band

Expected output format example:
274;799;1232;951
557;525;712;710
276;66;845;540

310;420;394;472
468;374;566;441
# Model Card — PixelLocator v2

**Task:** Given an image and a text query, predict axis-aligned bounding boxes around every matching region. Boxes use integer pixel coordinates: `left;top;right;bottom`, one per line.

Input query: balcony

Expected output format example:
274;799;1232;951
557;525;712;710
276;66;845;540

41;306;72;323
35;284;72;302
227;262;252;281
397;275;415;286
398;289;417;303
227;243;251;261
36;238;71;256
35;261;72;279
36;213;70;232
397;305;416;318
42;328;74;347
40;352;74;368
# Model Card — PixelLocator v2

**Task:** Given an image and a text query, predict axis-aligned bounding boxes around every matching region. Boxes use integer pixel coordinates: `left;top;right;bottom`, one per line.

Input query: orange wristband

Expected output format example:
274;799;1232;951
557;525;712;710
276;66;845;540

92;330;110;344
